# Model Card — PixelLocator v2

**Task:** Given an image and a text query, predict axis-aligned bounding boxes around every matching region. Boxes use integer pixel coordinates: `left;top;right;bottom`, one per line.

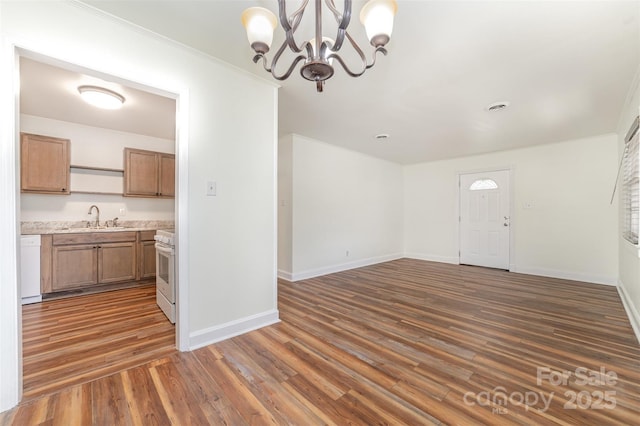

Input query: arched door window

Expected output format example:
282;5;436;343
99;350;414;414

469;179;498;191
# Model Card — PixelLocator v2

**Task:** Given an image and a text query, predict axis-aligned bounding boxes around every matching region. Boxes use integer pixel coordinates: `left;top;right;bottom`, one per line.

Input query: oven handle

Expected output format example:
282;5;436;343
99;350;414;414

155;243;175;255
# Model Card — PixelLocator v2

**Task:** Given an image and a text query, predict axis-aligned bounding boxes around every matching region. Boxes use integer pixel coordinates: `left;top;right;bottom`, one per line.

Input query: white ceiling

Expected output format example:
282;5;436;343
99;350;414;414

20;56;176;140
23;1;640;164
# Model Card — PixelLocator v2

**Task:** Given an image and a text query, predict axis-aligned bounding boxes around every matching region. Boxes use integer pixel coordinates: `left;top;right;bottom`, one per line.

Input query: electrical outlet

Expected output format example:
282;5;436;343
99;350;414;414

119;207;126;216
346;250;350;257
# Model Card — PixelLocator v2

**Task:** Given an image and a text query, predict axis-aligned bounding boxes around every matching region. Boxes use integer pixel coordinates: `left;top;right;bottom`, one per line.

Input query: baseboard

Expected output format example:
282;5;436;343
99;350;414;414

189;309;280;350
290;253;403;282
617;280;640;344
403;252;459;265
21;295;42;305
277;269;293;281
510;265;617;286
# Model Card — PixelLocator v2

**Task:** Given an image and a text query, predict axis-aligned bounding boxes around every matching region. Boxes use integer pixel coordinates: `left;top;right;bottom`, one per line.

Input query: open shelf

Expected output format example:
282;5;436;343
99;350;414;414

70;165;124;173
70;190;124;196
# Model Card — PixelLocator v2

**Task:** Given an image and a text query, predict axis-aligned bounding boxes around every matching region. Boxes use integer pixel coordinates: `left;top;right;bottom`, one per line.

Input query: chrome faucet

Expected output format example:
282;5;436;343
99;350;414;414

88;205;100;228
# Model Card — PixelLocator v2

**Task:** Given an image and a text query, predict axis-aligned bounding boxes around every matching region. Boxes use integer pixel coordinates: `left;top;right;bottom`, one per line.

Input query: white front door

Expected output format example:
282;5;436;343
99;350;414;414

459;170;510;269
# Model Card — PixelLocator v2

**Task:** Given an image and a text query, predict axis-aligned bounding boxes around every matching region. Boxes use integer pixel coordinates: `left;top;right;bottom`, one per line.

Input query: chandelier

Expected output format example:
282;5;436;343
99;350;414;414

241;0;397;92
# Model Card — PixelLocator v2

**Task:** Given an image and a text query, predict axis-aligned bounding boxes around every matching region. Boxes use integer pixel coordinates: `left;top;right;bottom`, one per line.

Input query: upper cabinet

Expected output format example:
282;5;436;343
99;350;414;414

21;133;70;195
124;148;175;198
159;154;175;198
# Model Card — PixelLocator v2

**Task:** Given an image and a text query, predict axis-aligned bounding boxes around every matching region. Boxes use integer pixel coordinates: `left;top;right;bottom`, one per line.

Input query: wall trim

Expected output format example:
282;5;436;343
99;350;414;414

189;309;280;350
404;253;459;265
277;269;293;281
511;265;617;286
290;253;403;282
617;279;640;344
0;39;21;413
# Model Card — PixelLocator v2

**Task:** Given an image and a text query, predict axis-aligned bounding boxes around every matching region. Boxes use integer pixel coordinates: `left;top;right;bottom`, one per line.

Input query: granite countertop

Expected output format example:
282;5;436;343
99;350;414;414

21;220;175;235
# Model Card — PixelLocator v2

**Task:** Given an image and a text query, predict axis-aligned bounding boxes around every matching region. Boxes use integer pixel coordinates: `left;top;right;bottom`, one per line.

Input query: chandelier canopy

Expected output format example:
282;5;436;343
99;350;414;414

241;0;397;92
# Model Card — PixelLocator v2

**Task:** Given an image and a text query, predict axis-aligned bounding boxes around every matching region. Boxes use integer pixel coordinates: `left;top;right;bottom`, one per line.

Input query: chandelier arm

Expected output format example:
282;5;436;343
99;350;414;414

271;54;308;81
288;0;308;33
324;0;351;51
278;0;307;53
329;46;388;78
252;54;272;73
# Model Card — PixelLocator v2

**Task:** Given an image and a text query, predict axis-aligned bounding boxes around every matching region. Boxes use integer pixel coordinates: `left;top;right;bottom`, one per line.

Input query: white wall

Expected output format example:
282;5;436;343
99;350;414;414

0;0;277;412
284;134;404;280
617;69;640;342
405;134;619;285
20;114;174;222
278;134;293;276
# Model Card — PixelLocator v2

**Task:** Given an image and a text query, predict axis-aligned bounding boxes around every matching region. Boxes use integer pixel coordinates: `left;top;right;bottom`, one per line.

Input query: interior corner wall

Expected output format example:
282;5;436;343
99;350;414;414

404;134;619;285
288;134;403;281
278;135;293;279
617;70;640;342
0;1;277;412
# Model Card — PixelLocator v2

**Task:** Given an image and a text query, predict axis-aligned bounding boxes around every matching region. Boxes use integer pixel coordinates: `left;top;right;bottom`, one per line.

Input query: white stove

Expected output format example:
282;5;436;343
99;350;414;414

154;229;176;323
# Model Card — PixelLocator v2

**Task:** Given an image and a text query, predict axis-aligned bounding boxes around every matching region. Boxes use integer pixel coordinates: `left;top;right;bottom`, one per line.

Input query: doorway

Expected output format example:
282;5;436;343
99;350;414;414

17;51;179;399
459;169;511;270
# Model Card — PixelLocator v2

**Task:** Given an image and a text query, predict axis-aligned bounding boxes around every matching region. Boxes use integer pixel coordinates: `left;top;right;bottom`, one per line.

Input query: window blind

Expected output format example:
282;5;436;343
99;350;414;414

622;116;640;244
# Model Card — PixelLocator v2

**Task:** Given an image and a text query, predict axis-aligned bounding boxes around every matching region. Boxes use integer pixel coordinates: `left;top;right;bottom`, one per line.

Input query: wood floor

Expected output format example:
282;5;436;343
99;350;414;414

2;259;640;425
21;284;176;399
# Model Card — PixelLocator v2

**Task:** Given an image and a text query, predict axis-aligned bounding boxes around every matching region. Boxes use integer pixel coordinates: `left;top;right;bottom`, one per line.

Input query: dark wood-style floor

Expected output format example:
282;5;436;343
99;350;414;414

21;284;175;399
2;259;639;425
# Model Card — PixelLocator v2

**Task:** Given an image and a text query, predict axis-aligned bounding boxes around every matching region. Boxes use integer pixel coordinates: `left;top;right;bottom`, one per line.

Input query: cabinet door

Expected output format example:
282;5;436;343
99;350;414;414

124;148;159;196
52;244;97;290
21;133;70;194
98;242;137;284
158;154;175;198
139;240;157;280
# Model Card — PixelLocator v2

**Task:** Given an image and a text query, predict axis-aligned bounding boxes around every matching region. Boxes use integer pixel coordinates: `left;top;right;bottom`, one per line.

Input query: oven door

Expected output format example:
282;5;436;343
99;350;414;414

155;243;175;303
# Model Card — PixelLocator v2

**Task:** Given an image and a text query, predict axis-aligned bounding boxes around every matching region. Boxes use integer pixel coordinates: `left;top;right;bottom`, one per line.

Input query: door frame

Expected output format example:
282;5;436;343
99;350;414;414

1;41;190;407
456;167;515;271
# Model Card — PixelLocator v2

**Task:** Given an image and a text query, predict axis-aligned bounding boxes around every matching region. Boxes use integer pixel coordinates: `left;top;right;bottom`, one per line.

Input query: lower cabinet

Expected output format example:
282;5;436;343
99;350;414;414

99;242;137;284
138;230;157;280
50;231;139;292
52;244;98;290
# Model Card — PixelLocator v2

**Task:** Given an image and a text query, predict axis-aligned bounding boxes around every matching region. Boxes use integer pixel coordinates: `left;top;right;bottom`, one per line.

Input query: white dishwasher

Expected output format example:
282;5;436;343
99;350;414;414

21;235;42;304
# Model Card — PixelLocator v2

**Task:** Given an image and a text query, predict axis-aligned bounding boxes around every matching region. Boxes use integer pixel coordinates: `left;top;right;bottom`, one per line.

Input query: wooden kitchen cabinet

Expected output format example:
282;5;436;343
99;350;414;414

159;154;175;198
21;133;70;195
138;230;157;280
51;232;137;292
52;244;98;290
124;148;175;198
98;242;137;284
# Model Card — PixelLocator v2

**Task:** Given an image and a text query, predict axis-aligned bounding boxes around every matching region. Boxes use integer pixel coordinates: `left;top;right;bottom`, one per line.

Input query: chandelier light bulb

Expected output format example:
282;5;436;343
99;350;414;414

241;7;277;54
360;0;397;47
309;37;335;65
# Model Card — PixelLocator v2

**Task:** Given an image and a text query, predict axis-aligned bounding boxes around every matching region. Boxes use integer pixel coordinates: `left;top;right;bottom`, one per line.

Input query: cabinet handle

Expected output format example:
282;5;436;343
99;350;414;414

61;188;66;191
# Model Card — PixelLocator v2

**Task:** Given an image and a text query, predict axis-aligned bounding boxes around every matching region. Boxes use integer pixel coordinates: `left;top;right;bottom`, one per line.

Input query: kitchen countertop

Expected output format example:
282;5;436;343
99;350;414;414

21;220;175;235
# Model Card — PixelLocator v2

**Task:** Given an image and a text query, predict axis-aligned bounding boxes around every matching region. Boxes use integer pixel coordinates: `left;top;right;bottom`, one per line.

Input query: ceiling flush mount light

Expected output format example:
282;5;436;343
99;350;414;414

241;0;398;93
486;101;510;112
78;85;125;110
